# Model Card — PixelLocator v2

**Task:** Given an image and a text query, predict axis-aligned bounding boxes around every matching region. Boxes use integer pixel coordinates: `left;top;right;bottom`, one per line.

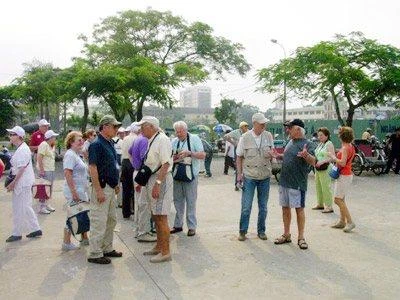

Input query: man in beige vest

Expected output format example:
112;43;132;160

236;113;274;241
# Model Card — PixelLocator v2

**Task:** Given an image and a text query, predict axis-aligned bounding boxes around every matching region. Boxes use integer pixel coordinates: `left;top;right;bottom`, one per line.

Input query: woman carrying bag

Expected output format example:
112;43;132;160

313;127;335;213
5;126;42;242
328;127;356;233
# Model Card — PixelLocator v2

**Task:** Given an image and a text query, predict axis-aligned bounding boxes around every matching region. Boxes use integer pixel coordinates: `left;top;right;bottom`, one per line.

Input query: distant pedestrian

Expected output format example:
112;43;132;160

200;133;213;177
6;126;42;243
36;130;59;214
313;127;335;213
87;115;123;264
62;131;89;251
171;121;205;237
361;128;372;141
384;127;400;174
82;129;97;160
273;119;316;250
236;113;274;241
224;132;236;175
328;126;356;233
29;119;50;156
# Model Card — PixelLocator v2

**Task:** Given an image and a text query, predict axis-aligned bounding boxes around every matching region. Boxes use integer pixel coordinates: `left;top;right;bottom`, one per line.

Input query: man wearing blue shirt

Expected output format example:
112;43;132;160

87;115;123;264
170;121;205;236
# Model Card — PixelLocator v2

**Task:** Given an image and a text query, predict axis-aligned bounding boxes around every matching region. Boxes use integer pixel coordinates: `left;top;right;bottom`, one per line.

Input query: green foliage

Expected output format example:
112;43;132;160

258;32;400;126
0;86;17;136
214;98;242;127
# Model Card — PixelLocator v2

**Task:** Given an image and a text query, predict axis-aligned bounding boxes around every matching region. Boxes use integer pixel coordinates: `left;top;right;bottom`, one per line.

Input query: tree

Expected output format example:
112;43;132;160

0;86;17;136
237;104;260;125
258;32;400;126
214;98;242;127
79;9;250;120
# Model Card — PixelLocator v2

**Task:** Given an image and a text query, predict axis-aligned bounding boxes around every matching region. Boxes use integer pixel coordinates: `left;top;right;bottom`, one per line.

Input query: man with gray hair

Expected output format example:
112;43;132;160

137;116;173;263
170;121;205;236
236;113;274;241
272;119;316;250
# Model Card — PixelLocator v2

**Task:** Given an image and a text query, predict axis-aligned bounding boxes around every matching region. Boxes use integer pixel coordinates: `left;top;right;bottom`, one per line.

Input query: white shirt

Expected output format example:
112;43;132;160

225;141;235;158
114;138;123;155
145;132;173;173
11;142;35;191
121;133;137;160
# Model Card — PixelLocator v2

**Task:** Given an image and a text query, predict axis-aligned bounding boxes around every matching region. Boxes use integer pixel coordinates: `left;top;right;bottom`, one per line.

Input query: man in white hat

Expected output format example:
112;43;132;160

36;129;59;214
236;113;274;242
6;126;42;242
137;116;173;263
29;119;50;154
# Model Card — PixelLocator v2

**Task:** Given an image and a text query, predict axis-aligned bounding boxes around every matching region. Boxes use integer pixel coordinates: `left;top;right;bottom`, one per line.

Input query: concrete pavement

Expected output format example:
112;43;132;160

1;157;399;299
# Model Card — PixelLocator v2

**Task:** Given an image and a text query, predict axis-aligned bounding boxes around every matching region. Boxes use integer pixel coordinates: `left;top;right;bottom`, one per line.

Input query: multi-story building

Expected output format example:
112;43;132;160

179;86;212;109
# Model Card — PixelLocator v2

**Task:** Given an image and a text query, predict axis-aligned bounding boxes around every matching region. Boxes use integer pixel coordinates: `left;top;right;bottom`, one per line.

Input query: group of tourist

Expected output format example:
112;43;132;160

5;111;395;265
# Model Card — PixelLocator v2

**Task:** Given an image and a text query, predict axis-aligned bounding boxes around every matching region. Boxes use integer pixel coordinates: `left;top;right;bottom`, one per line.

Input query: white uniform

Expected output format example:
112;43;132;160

10;142;41;236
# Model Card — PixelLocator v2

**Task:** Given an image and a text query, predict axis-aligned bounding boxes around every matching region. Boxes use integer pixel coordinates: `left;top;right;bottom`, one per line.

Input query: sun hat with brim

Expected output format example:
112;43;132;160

284;119;305;129
99;115;122;126
239;121;249;128
38;119;50;126
137;116;160;128
117;127;126;133
6;126;25;138
252;113;269;124
44;130;59;140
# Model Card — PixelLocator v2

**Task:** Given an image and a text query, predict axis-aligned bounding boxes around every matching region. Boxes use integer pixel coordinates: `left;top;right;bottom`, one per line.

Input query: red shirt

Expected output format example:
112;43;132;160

0;160;4;178
30;130;45;152
337;144;355;175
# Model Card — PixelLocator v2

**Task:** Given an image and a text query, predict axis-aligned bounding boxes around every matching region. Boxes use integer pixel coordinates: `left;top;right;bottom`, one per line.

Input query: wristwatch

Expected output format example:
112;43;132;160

155;179;162;185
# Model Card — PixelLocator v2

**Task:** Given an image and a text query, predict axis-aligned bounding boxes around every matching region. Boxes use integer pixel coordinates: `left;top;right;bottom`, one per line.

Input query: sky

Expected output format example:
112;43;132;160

1;0;400;111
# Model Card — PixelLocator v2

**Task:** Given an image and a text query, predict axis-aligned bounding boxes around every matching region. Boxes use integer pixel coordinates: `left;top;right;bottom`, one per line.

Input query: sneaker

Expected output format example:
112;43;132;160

150;253;172;263
6;235;22;243
39;207;51;214
137;233;157;243
80;239;90;246
187;229;196;236
343;223;356;233
312;205;324;210
258;233;268;240
331;221;346;229
62;242;79;251
46;205;56;212
26;230;43;238
238;233;246;241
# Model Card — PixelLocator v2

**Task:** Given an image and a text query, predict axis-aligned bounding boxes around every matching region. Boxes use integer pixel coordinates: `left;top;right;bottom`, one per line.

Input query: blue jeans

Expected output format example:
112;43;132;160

239;176;270;234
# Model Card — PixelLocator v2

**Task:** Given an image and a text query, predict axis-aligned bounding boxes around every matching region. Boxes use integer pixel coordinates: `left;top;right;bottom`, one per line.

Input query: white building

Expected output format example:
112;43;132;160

179;86;211;109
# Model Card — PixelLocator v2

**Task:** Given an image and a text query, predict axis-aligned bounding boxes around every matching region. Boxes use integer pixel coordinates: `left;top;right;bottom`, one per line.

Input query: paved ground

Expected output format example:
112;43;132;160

1;157;399;299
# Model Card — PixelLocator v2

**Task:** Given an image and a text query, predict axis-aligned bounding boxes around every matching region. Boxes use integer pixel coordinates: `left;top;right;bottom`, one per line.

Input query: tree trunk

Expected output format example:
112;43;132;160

136;97;146;121
45;102;50;122
346;107;355;127
330;89;345;126
127;107;136;122
54;102;60;131
81;92;90;133
40;102;44;119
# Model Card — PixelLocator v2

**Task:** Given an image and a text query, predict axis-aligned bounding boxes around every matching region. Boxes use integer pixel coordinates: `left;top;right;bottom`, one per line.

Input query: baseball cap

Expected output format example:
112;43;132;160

284;119;305;129
117;127;126;133
44;130;59;140
38;119;50;126
239;121;249;128
137;116;160;128
252;113;268;124
6;126;25;138
130;122;141;133
99;115;122;127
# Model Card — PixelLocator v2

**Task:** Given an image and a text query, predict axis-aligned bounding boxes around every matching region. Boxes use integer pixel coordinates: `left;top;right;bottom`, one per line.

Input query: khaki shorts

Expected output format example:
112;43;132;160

145;173;173;215
334;175;353;199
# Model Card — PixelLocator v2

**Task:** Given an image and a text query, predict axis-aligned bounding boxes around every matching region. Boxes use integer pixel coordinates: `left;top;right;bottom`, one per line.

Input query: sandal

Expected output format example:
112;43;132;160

274;234;291;245
298;239;308;250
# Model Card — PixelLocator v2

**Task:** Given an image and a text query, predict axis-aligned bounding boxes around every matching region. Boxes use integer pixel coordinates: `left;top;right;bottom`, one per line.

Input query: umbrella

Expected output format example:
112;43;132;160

213;124;233;133
192;125;211;132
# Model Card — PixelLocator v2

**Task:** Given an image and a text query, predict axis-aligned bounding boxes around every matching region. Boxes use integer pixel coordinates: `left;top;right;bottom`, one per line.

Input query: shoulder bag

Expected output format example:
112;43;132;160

134;133;161;186
172;134;194;182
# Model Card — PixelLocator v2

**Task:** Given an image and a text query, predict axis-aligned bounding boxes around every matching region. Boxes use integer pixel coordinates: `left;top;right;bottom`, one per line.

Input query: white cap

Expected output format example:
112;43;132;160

252;113;269;124
137;116;160;128
44;130;59;140
6;126;25;138
38;119;50;126
117;127;126;133
130;122;140;133
125;126;132;132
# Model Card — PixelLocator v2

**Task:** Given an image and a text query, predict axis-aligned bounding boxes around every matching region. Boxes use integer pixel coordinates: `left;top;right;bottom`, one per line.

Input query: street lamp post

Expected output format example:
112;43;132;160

270;39;287;123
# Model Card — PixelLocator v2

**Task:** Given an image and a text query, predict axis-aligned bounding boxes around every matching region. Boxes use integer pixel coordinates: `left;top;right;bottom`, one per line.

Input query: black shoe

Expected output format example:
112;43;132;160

6;235;22;243
234;186;239;191
88;257;111;264
26;230;42;238
103;250;123;257
170;227;183;234
187;229;196;236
